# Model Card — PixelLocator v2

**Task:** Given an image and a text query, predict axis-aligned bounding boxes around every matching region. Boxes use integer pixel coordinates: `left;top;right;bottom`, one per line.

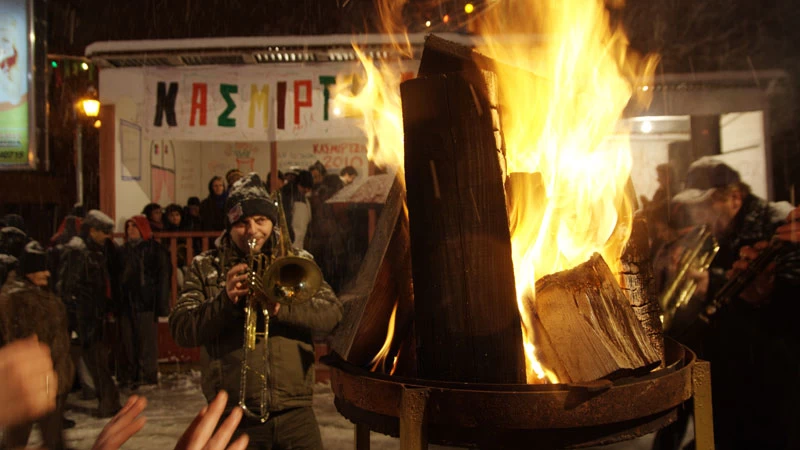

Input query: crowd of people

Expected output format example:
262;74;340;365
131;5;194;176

0;163;360;449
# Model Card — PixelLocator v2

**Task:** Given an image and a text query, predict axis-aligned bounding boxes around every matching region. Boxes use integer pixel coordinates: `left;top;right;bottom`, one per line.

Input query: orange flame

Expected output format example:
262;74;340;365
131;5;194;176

342;0;656;384
369;300;399;374
476;1;658;383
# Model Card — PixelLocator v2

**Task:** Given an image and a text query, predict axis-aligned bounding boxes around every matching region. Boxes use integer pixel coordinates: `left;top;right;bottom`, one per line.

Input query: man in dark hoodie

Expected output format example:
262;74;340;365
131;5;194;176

170;173;342;449
200;176;228;232
58;209;122;418
118;215;171;388
0;241;74;449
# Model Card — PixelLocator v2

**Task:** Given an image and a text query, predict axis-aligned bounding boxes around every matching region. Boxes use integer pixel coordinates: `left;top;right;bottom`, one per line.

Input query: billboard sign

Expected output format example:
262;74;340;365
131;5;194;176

0;0;34;169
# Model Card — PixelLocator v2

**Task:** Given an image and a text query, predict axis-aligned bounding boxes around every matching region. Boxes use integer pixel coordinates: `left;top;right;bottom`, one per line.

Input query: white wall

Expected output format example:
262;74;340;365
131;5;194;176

628;134;689;205
717;111;768;199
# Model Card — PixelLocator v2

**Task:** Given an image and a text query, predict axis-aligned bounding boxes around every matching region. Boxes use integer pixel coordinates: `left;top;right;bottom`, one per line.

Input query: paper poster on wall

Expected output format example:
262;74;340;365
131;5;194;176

120;119;142;180
150;140;176;204
0;0;33;168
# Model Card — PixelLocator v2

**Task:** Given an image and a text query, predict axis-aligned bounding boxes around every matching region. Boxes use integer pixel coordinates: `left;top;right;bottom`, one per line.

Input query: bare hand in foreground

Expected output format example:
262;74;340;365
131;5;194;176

174;390;249;450
0;335;57;427
92;395;148;450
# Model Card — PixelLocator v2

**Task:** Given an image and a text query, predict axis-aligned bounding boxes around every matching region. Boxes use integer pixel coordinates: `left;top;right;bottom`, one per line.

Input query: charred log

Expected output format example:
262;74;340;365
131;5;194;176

531;253;661;384
401;69;526;384
619;215;665;366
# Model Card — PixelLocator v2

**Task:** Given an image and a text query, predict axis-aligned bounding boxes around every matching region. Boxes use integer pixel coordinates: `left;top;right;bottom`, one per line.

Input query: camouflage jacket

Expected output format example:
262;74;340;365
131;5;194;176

169;232;342;413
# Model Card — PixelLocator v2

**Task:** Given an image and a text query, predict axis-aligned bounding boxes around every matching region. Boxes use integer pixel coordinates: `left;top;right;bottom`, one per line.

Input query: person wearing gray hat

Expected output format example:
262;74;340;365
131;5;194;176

667;157;800;448
0;241;74;449
58;209;122;418
170;173;342;448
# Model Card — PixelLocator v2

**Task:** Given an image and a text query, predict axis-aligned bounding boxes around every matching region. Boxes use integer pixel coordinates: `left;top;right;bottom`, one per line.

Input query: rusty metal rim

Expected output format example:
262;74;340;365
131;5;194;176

327;338;696;430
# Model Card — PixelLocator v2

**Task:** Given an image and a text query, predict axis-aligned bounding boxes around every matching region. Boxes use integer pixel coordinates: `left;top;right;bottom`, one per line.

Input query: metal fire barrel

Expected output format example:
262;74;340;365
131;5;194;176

324;338;713;449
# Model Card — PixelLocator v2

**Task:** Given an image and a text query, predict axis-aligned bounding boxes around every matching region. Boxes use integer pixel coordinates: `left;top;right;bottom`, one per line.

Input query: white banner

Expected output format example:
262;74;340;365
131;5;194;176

142;61;418;142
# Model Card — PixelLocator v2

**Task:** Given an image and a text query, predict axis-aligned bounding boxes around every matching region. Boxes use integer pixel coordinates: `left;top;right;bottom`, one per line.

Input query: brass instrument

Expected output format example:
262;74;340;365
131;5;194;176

239;192;324;422
659;225;720;333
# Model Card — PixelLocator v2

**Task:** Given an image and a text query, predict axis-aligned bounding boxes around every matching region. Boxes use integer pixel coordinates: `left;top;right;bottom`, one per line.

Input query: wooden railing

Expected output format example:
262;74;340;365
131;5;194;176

112;231;222;307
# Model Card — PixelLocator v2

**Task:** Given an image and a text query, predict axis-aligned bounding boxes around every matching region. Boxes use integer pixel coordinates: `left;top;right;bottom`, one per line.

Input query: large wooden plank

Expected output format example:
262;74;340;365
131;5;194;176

532;253;661;384
330;175;415;372
402;69;525;384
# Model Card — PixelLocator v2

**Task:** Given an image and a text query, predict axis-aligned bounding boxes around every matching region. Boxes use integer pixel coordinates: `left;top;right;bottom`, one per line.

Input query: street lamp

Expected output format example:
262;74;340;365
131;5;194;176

81;98;100;118
75;92;100;208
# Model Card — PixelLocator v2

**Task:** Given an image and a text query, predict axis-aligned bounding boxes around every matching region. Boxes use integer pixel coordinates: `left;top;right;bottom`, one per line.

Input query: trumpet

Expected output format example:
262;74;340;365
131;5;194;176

239;192;324;422
659;225;720;333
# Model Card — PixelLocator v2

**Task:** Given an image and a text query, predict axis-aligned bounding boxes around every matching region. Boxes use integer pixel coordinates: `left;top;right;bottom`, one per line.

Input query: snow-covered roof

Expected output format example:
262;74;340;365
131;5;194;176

85;33;480;68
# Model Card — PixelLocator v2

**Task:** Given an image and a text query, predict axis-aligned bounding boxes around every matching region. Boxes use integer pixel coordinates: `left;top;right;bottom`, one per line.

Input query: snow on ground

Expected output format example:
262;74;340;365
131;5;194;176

15;368;686;450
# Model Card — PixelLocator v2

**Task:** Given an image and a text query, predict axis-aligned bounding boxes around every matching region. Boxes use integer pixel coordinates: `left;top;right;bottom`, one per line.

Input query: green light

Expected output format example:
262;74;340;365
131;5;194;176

51;60;57;68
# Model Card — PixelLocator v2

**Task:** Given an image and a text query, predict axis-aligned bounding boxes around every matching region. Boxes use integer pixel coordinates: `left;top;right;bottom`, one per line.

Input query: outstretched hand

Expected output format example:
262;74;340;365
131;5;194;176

92;395;148;450
174;390;249;450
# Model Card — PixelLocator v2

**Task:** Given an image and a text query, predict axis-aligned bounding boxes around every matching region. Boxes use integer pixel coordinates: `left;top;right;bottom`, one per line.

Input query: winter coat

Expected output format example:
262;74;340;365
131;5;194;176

0;254;17;287
169;232;342;413
57;235;114;347
0;272;75;395
119;217;171;318
200;179;228;232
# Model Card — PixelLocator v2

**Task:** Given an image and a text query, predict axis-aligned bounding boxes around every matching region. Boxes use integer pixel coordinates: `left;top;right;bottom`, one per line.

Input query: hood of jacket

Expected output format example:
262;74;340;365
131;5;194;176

126;215;154;241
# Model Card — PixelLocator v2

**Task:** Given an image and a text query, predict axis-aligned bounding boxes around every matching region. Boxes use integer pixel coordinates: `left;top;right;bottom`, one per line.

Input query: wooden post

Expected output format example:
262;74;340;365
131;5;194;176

399;387;429;450
402;70;525;384
693;360;715;450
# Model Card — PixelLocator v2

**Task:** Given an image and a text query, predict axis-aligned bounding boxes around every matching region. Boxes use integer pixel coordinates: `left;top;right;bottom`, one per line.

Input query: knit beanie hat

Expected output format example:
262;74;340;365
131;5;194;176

224;173;278;229
0;227;28;258
84;210;115;234
19;240;47;274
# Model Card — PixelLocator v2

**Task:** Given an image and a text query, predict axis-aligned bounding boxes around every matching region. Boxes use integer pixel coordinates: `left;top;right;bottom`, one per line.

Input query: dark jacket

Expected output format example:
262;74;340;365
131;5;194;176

0;272;75;395
200;178;227;232
0;254;17;287
169;232;342;412
119;216;171;317
57;235;114;347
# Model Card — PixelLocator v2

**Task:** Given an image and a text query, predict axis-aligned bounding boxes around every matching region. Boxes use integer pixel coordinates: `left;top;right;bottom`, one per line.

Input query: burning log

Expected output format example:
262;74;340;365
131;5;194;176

329;175;416;375
401;69;526;384
531;253;661;384
619;216;665;366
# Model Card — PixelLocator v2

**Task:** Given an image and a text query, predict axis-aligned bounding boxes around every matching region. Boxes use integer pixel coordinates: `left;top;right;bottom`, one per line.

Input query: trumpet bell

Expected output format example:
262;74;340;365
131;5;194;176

262;255;323;304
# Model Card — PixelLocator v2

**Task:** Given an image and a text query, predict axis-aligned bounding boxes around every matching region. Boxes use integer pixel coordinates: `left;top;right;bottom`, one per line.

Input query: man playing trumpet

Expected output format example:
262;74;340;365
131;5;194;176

170;173;342;450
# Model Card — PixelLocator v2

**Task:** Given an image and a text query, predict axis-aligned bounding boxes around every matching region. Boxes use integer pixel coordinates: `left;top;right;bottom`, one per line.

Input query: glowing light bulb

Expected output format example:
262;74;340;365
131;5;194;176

640;120;653;133
425;20;431;27
465;3;475;13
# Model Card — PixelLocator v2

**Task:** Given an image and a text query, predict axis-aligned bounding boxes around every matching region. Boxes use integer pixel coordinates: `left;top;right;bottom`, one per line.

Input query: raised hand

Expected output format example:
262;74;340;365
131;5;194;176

174;390;249;450
92;395;148;450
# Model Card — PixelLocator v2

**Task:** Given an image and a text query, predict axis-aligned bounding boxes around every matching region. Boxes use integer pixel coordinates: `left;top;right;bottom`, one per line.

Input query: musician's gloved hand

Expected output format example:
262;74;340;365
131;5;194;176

225;263;250;304
728;242;775;306
776;206;800;243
